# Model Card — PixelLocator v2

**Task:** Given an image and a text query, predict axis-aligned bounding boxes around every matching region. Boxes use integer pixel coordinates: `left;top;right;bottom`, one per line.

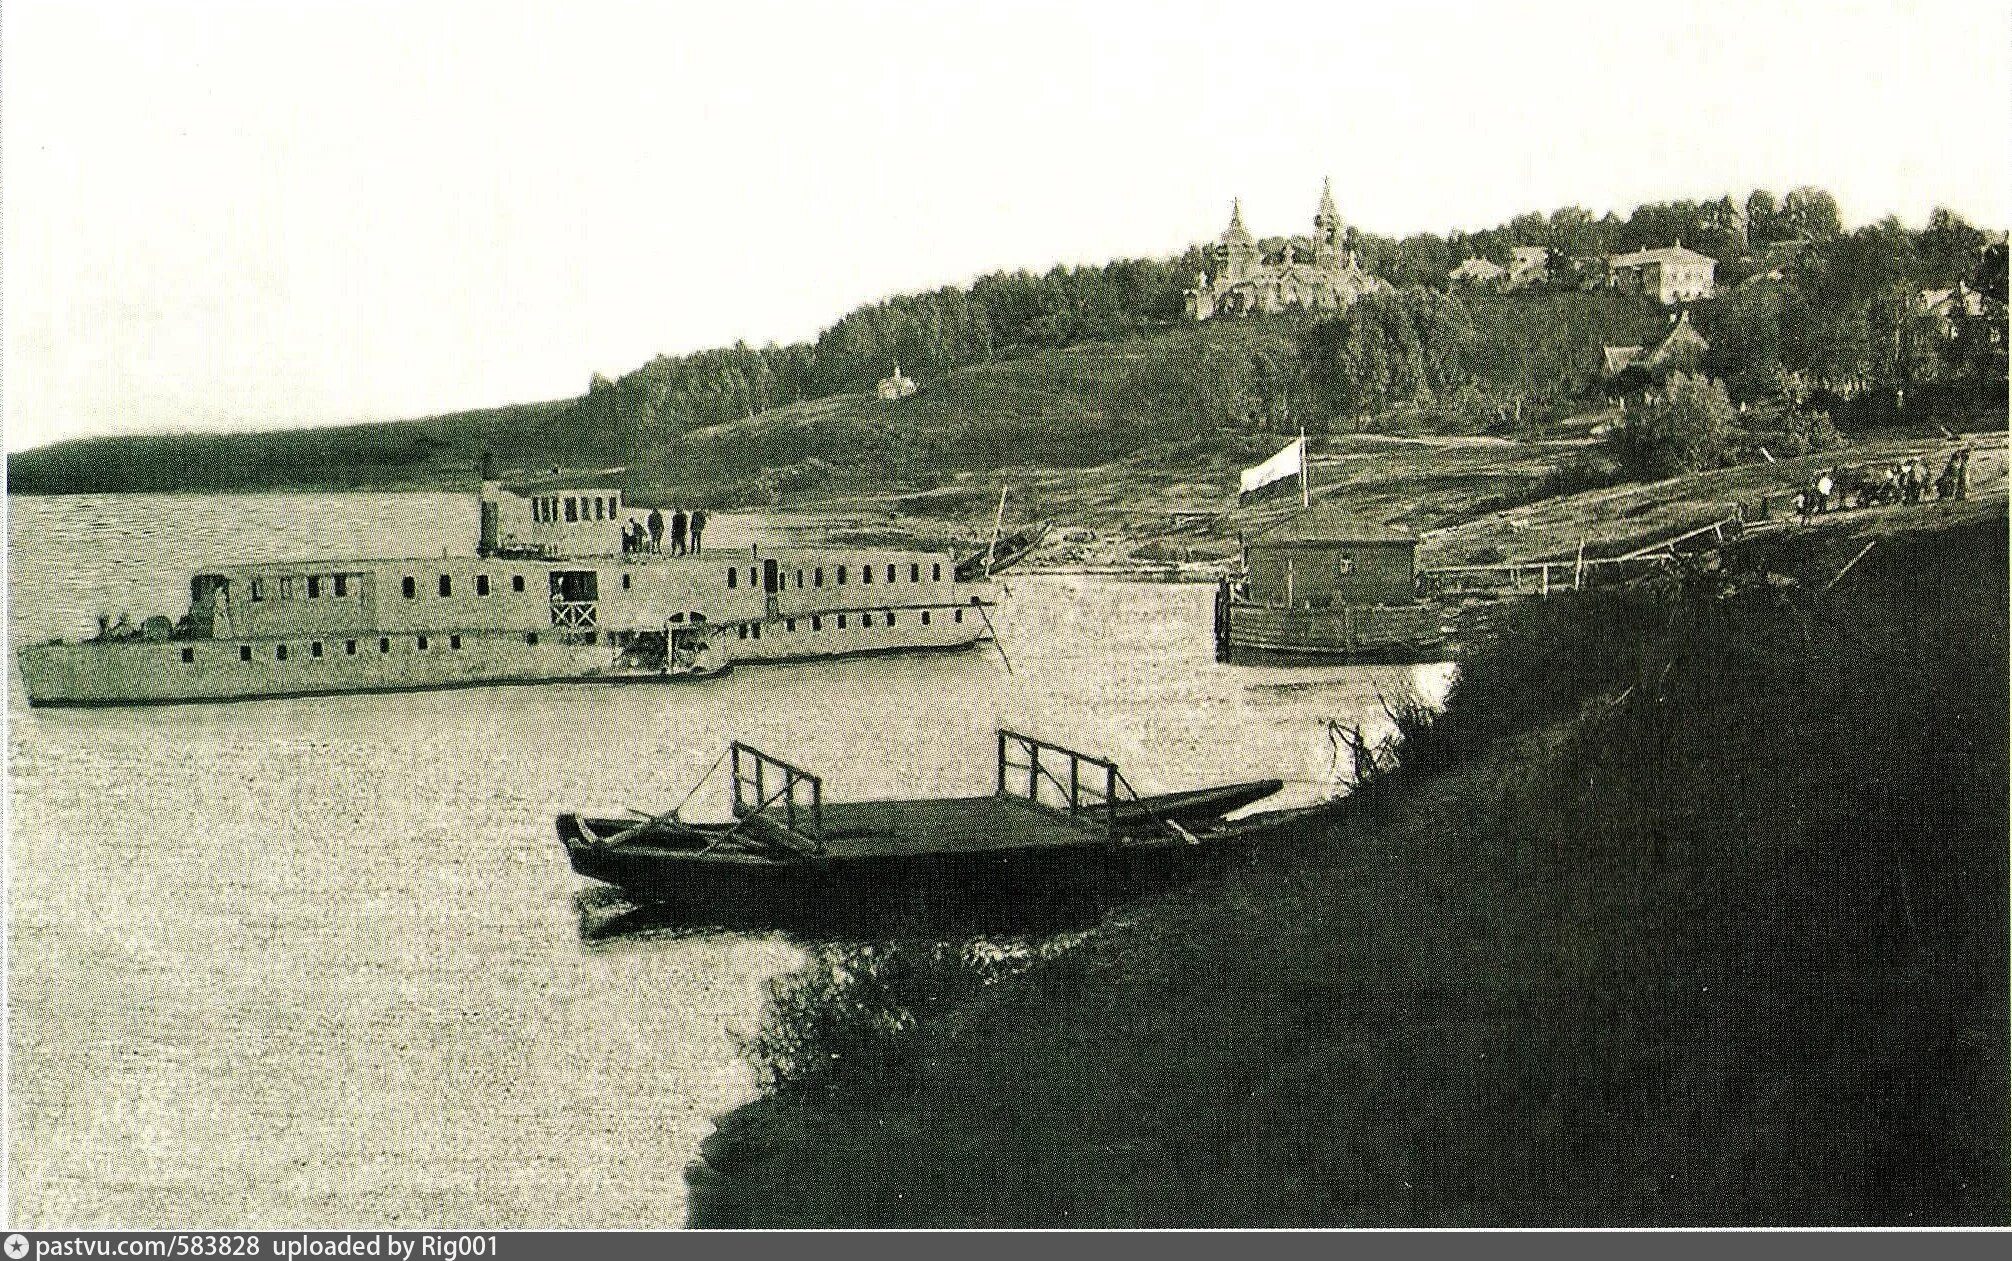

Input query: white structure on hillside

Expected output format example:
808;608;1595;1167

876;363;917;400
1607;242;1717;304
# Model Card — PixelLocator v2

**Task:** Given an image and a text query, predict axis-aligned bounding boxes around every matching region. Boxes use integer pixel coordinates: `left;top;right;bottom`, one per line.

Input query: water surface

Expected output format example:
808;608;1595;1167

8;491;1448;1226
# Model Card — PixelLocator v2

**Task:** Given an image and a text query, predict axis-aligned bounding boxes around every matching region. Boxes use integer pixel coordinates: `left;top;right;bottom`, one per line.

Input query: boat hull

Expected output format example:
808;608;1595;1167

1213;591;1448;662
558;776;1304;923
17;605;989;708
562;807;1323;922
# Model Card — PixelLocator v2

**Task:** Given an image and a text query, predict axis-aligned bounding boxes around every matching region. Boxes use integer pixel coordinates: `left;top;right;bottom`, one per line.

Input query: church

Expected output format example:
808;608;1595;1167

1186;180;1388;320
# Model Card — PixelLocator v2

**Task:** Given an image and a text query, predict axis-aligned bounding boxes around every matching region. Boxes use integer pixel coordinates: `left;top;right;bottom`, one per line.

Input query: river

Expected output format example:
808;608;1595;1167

6;491;1450;1227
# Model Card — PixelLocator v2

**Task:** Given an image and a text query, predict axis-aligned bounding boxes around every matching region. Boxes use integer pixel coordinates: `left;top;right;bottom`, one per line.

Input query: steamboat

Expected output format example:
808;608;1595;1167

16;469;1005;707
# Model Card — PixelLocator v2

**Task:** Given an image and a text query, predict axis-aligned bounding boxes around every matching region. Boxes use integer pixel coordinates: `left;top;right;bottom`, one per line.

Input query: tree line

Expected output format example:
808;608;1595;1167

563;186;2000;469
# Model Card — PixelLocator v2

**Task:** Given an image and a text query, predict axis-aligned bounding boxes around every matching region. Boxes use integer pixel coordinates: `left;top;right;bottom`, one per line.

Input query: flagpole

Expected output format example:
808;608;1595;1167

1299;427;1309;508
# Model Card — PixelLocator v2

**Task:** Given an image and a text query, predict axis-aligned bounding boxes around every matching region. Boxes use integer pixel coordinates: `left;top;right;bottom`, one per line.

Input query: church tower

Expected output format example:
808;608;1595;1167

1217;198;1260;285
1313;177;1345;267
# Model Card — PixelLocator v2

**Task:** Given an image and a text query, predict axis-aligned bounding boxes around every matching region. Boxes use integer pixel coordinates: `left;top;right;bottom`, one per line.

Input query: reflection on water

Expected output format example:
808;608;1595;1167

8;491;1450;1227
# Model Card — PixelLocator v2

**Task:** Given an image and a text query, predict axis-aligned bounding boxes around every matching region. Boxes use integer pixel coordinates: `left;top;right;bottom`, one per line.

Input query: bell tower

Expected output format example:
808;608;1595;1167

1313;177;1344;267
1218;198;1260;285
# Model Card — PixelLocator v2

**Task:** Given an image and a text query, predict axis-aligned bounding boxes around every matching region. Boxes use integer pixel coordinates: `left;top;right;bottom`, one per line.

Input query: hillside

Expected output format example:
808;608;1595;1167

11;185;2001;506
3;326;1247;497
690;498;2010;1227
4;399;579;495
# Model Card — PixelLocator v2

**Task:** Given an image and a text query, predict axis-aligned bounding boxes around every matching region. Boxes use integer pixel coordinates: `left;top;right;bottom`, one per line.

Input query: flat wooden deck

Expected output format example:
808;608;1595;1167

799;795;1110;859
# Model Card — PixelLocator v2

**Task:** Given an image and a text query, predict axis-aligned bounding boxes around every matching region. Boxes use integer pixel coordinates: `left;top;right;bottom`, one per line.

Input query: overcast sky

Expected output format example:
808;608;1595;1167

4;0;2008;452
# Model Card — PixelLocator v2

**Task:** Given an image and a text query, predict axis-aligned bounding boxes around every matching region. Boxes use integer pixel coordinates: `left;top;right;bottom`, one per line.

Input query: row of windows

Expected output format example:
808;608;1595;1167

203;632;494;664
736;607;962;639
248;573;361;602
725;561;943;591
533;494;620;525
400;573;528;599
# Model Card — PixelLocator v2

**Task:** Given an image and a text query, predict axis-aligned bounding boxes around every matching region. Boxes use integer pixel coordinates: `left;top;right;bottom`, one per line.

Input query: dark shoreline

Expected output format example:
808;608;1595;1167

687;500;2010;1227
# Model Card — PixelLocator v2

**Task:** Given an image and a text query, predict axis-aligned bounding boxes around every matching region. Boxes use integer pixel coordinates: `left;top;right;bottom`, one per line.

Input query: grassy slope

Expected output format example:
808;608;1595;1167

690;496;2008;1227
5;325;1257;498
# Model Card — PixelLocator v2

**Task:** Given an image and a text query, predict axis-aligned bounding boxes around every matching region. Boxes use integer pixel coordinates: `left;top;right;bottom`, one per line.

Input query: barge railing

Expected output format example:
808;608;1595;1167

997;728;1120;840
730;741;825;852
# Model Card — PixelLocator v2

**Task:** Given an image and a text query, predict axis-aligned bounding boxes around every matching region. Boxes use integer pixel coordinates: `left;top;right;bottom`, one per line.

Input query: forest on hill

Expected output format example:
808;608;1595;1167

10;186;2004;499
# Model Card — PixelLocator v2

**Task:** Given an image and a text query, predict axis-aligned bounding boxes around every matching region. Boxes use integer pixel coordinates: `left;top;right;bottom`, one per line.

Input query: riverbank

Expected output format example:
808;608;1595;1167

801;427;2008;581
688;494;2009;1227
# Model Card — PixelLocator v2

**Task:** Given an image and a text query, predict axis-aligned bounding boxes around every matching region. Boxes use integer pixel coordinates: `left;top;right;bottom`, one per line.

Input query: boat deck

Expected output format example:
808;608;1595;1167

760;794;1115;860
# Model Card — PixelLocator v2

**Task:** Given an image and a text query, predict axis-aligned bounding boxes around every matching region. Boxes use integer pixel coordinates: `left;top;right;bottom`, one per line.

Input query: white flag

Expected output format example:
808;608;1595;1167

1239;436;1305;498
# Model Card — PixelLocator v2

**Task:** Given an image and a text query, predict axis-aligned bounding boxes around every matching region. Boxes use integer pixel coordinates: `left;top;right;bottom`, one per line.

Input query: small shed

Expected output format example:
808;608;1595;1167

1245;506;1418;608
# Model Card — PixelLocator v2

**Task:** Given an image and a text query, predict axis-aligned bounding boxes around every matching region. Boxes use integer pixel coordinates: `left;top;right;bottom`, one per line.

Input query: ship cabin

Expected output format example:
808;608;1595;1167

481;472;627;558
185;548;967;644
1244;506;1418;609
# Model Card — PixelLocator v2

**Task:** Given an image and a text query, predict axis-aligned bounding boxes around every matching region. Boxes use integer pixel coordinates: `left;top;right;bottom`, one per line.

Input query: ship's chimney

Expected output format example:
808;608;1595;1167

478;452;501;557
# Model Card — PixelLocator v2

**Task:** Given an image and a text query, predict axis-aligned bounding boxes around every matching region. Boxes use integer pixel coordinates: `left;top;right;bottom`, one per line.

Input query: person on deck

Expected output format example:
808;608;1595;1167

671;508;689;557
689;508;707;555
647;508;665;553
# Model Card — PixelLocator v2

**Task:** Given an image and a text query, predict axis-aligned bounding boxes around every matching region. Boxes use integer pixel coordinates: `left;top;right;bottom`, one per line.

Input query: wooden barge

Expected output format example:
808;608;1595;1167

1215;505;1448;662
559;730;1320;917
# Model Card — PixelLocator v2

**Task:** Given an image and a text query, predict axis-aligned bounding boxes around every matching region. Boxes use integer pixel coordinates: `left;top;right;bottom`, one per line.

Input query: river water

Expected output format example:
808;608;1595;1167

6;491;1450;1227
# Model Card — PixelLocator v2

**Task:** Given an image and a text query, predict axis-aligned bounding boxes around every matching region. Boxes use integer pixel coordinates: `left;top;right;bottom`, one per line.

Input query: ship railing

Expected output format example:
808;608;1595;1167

550;599;599;629
997;728;1120;841
729;742;825;853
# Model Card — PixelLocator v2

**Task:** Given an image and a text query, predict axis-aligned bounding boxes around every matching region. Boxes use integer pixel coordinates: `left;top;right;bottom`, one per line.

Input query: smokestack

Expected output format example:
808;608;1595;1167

478;451;500;558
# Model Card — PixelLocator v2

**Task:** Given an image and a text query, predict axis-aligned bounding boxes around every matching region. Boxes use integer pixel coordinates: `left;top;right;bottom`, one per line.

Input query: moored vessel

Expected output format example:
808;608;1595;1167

16;469;1000;707
558;729;1310;919
1214;504;1448;661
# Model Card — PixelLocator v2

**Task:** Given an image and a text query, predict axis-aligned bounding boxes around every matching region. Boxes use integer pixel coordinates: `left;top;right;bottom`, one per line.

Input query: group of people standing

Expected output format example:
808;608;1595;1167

623;506;707;556
1794;448;1971;523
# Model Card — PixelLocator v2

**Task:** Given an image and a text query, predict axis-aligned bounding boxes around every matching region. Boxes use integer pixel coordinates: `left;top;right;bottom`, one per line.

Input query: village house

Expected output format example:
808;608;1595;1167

1603;310;1710;378
1918;281;1987;334
1186;180;1387;320
1607;242;1717;304
876;363;918;400
1448;257;1507;286
1507;245;1549;288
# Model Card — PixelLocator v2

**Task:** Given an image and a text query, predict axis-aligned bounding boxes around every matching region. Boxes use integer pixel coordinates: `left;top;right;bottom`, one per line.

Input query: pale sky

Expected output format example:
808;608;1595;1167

4;0;2008;452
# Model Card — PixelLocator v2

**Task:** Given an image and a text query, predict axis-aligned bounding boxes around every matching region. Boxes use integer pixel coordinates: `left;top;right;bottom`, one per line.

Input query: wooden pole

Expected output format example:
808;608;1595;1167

1824;542;1876;593
1106;763;1118;841
983;486;1008;576
1574;537;1586;590
1299;428;1309;508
